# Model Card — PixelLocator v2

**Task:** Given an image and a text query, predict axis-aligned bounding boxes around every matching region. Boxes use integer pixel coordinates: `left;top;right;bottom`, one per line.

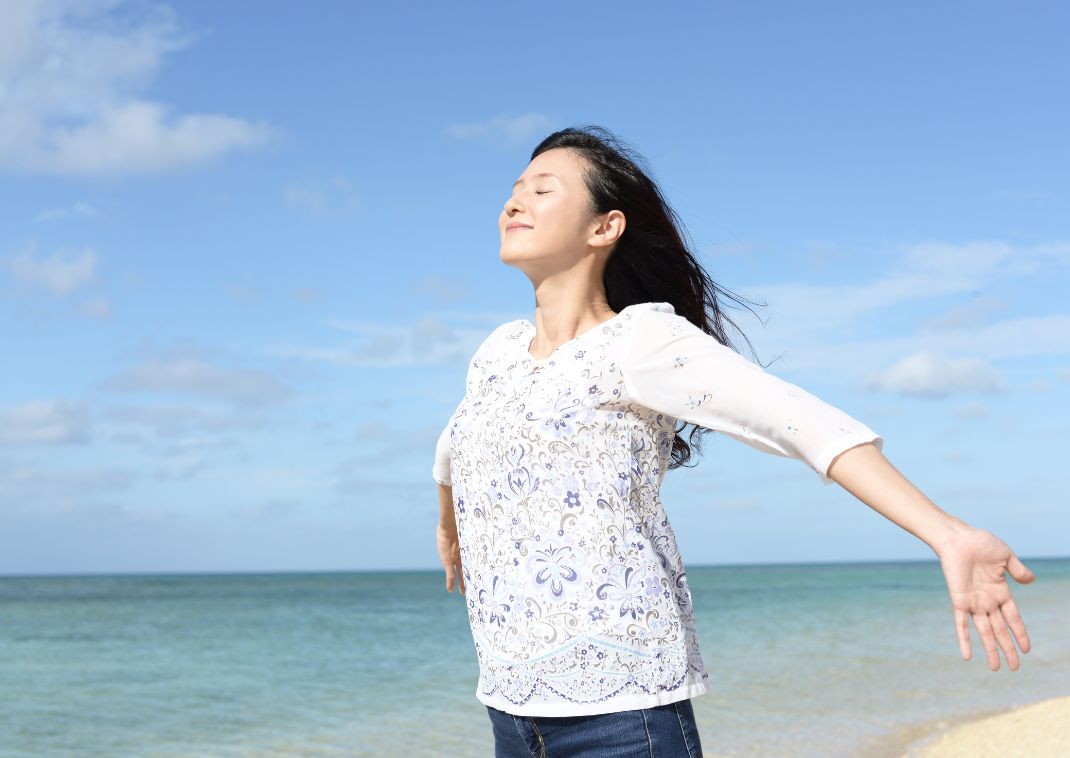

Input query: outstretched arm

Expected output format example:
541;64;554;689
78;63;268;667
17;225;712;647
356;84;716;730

618;306;1037;669
827;441;1036;671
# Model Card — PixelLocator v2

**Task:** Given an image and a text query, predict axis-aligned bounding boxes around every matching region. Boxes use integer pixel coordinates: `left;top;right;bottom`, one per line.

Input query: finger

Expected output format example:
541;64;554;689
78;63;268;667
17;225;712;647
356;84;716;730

955;607;972;660
1001;597;1031;654
456;557;466;595
972;612;1001;671
1007;554;1036;585
444;563;455;593
988;608;1020;671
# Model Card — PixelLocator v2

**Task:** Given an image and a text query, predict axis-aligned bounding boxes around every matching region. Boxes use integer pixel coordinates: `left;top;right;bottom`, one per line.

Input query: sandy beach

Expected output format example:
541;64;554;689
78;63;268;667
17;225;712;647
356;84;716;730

897;693;1070;757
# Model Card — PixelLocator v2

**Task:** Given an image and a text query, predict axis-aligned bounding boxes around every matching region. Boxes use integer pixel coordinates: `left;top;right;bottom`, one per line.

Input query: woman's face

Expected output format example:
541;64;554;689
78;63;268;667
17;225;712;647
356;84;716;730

499;147;603;270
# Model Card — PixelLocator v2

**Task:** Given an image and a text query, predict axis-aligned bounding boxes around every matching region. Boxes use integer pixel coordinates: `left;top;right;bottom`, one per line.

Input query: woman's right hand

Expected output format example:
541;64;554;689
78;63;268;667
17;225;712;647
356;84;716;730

436;520;466;595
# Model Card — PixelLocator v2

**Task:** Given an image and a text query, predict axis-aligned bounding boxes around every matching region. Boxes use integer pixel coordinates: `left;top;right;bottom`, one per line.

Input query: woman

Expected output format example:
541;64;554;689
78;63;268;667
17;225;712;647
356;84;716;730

433;125;1034;757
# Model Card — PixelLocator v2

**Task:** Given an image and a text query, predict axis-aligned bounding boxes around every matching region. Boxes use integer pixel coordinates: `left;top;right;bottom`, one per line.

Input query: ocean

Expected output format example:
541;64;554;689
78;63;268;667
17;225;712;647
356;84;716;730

2;558;1067;757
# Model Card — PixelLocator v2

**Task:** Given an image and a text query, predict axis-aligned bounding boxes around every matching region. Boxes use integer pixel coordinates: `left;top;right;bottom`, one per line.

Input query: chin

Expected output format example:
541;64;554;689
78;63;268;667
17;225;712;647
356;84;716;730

499;247;535;267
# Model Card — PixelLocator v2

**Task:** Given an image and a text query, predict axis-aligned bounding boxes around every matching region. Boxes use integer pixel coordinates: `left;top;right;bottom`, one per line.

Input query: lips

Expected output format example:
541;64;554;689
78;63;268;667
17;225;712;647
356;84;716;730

506;223;533;231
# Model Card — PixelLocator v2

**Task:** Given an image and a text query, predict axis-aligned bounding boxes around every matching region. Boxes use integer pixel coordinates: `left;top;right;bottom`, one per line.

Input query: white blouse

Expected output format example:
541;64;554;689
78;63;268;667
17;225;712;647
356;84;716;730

432;301;882;717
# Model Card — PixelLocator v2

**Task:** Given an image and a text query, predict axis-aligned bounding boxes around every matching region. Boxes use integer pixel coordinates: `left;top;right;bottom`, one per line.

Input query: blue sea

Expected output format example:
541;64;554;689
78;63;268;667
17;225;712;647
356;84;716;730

2;558;1067;757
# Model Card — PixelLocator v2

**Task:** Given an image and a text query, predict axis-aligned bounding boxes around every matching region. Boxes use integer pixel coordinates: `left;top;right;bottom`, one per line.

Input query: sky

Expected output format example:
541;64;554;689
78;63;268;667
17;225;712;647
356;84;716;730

0;0;1066;576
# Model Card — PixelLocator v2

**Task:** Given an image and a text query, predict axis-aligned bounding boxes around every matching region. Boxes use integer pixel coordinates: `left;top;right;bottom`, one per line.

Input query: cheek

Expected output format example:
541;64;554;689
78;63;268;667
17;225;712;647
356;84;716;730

539;199;583;231
558;210;591;241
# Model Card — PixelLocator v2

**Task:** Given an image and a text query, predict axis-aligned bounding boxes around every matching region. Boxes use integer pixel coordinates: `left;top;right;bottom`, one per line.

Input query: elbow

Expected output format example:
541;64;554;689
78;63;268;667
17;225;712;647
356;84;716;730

825;438;884;484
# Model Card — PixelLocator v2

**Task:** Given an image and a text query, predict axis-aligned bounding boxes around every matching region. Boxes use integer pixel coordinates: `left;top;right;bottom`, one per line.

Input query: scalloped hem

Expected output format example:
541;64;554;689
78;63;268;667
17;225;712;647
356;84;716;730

475;671;709;717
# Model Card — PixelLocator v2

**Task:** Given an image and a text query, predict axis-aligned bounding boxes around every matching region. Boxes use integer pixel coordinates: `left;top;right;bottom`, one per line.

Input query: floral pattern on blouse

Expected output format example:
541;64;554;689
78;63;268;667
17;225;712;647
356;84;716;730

432;302;882;717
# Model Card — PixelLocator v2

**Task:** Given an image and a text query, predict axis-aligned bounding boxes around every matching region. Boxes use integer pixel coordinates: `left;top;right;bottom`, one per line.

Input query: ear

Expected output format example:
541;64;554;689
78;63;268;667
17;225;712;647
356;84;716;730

588;209;626;249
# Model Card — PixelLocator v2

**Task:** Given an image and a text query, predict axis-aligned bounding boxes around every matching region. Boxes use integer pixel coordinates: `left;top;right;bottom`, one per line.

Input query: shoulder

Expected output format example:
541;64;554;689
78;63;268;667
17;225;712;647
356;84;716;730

620;301;697;345
611;301;676;339
463;319;523;387
473;319;525;358
618;301;680;328
625;301;677;319
621;302;738;368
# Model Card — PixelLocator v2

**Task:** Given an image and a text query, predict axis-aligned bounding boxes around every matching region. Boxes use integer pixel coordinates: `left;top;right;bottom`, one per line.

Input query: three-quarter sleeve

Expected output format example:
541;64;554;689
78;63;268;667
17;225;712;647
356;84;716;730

620;306;883;485
432;422;452;486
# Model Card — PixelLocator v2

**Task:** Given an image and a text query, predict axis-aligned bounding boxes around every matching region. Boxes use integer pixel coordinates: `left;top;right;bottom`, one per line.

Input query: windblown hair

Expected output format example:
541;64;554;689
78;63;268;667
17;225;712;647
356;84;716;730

530;124;770;471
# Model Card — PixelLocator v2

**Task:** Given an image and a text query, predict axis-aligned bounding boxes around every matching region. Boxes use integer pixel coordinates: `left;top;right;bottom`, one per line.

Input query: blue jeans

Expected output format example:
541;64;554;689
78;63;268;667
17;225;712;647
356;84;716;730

485;698;703;757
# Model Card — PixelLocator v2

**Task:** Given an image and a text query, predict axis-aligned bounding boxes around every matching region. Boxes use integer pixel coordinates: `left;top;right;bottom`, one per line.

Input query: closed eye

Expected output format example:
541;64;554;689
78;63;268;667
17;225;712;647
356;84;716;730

504;190;550;204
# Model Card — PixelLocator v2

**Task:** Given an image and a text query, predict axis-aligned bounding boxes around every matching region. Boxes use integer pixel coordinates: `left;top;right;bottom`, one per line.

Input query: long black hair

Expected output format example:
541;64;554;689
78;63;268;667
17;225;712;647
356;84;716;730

530;124;770;471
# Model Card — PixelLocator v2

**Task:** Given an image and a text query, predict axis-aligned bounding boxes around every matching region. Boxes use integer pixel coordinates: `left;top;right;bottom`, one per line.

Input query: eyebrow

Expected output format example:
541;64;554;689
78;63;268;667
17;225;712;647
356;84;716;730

512;172;558;189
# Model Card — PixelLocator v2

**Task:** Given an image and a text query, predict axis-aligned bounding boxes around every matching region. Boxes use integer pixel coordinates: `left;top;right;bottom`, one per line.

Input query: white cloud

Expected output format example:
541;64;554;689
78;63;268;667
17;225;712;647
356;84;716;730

0;399;89;444
78;293;112;318
865;352;1007;398
284;175;360;217
38;100;275;176
1027;377;1051;393
291;286;323;305
34;201;101;222
3;244;97;295
446;113;556;146
102;402;268;438
0;459;137;515
721;240;1070;397
263;312;489;366
151;450;208;481
225;283;258;305
99;347;293;407
701;240;760;258
0;0;275;176
922;294;1010;331
951;403;989;420
227;497;302;524
783;313;1070;377
753;240;1070;343
986;187;1060;203
410;275;471;303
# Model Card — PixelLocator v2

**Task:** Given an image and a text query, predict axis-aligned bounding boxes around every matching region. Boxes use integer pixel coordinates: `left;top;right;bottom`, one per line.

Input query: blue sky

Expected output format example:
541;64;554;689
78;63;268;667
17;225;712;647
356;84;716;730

0;1;1066;576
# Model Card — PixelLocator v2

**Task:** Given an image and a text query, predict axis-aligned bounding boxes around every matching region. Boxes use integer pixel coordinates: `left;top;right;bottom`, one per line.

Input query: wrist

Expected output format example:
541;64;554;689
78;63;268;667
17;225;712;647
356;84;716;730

928;515;973;557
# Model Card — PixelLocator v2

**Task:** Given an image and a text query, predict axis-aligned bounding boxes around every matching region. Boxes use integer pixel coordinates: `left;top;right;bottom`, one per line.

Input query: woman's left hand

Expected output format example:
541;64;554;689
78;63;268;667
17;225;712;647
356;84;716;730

934;525;1036;670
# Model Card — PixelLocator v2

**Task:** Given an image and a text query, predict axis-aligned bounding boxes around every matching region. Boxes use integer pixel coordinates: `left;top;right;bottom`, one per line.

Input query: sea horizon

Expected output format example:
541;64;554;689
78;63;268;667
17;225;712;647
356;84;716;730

3;556;1067;756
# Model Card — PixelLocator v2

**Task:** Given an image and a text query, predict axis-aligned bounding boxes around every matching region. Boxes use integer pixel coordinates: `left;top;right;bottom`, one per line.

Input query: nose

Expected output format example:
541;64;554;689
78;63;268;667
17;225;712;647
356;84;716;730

503;192;523;218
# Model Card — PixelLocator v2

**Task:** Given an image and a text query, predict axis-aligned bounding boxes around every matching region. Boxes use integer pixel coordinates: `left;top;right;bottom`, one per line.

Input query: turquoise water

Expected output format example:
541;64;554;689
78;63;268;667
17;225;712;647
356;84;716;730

2;558;1067;757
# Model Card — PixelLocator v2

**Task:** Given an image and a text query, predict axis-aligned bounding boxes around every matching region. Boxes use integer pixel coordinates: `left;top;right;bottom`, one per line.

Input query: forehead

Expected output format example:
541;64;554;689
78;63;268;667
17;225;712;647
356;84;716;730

512;171;558;189
513;148;581;187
